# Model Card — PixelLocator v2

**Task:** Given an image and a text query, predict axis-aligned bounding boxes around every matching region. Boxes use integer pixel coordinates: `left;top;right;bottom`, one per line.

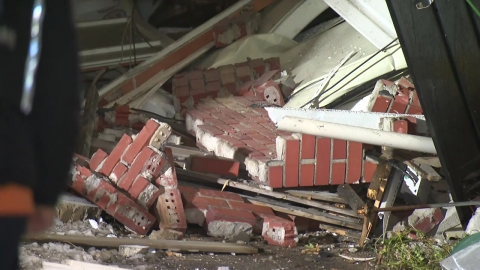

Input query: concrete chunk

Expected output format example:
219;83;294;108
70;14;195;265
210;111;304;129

56;193;102;223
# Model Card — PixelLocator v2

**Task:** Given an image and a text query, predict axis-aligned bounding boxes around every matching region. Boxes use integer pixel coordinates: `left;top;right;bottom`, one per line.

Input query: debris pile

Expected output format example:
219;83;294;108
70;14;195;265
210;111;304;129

26;0;480;269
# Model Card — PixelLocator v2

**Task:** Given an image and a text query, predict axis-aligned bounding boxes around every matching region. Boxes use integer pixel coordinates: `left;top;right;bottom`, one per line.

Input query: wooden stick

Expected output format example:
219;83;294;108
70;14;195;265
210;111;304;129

24;234;258;254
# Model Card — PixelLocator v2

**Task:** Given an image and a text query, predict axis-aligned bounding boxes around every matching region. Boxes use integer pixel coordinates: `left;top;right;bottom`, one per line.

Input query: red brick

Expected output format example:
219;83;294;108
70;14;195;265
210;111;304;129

410;208;444;234
141;152;168;181
284;136;300;188
118;147;157;191
178;185;198;195
220;72;236;86
261;215;296;247
236;66;253;83
197;125;225;137
173;86;190;98
332;139;347;160
315;138;331;186
89;149;108;171
188;70;204;80
230;132;253;141
301;134;316;159
265;57;281;71
98;134;132;176
230;124;257;135
190;195;230;209
70;168;156;235
300;163;315;187
363;161;377;183
398;77;415;89
206;81;222;97
250;58;266;77
109;162;128;184
347;142;363;184
155;189;187;233
243;139;270;151
227;201;274;216
205;69;220;82
137;183;162;210
186;110;214;122
331;162;346;185
198;189;243;201
205;206;256;227
371;94;393;113
128;175;150;201
237;81;255;96
268;164;284;188
263;83;285;106
70;165;92;195
122;120;160;165
394;120;409;134
189;156;240;177
173;76;188;87
217;135;245;148
155;148;178;188
389;93;409;114
407;90;423;114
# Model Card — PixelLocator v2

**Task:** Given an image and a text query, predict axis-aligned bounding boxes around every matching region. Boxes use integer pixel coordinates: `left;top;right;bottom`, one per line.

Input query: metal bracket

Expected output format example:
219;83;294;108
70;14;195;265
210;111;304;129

417;0;434;9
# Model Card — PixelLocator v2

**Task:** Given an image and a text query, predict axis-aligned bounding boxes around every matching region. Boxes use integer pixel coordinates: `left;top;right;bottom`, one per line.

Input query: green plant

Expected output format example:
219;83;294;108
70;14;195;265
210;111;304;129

375;230;452;270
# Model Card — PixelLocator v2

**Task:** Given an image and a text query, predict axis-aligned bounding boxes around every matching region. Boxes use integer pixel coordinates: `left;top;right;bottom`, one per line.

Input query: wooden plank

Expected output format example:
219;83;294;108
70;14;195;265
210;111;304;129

98;0;277;100
318;224;362;239
284;190;347;204
337;184;365;211
386;0;480;223
177;169;360;218
25;234;258;254
244;196;363;231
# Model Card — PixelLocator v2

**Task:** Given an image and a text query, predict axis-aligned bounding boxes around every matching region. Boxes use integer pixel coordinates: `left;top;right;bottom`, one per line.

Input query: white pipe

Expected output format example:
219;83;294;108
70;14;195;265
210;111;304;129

277;116;437;154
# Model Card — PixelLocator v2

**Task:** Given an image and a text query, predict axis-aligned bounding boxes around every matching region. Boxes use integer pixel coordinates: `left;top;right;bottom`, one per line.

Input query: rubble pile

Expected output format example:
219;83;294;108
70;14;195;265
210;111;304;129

26;0;480;269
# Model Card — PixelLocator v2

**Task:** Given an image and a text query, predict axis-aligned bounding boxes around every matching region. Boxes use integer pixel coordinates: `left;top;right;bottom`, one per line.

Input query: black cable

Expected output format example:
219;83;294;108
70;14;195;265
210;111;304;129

130;0;162;52
325;68;409;109
131;1;137;66
291;38;399;108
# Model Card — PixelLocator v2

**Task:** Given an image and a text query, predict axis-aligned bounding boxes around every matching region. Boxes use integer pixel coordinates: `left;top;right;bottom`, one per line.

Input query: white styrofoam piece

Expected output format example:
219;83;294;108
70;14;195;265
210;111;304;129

265;107;425;130
323;0;397;49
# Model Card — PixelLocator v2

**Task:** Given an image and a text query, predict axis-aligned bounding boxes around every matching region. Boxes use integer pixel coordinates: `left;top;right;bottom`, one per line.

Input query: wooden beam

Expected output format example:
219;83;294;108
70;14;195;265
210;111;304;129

25;234;258;254
337;184;365;211
283;190;347;204
177;169;359;218
244;196;363;231
98;0;277;101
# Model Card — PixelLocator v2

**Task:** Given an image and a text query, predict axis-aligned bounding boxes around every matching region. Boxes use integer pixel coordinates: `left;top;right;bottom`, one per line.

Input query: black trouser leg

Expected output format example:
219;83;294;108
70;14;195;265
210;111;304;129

0;217;27;270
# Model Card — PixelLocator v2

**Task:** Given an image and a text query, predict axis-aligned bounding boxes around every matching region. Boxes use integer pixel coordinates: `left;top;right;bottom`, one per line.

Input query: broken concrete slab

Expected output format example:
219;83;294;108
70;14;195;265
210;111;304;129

408;208;444;235
149;229;184;240
56;193;102;223
118;245;149;257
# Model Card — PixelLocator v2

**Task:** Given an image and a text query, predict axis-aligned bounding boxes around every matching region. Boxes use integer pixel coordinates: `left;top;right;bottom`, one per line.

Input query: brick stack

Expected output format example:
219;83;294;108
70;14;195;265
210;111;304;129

212;11;260;48
186;96;378;188
96;104;147;132
172;57;281;116
70;119;187;235
178;185;297;247
367;77;423;134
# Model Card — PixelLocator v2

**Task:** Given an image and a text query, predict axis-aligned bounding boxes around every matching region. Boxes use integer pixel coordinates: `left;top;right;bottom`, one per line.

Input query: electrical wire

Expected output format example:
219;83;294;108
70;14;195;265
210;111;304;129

467;0;480;18
290;38;399;108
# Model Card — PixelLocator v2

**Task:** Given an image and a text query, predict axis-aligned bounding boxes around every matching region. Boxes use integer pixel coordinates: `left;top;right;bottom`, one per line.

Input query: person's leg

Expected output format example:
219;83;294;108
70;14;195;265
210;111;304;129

0;217;28;270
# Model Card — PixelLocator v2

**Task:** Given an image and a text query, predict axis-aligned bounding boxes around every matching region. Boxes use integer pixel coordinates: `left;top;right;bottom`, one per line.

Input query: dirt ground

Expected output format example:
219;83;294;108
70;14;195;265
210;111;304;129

20;220;376;270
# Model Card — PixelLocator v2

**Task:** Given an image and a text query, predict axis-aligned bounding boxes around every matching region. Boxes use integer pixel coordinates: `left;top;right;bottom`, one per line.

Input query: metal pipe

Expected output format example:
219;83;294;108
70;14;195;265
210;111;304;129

276;116;437;154
373;201;480;212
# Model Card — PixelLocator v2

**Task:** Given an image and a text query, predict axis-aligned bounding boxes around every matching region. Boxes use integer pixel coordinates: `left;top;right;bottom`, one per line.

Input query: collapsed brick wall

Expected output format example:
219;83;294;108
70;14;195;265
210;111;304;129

186;96;378;188
185;77;424;189
70;119;187;235
178;185;297;247
172;57;281;116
